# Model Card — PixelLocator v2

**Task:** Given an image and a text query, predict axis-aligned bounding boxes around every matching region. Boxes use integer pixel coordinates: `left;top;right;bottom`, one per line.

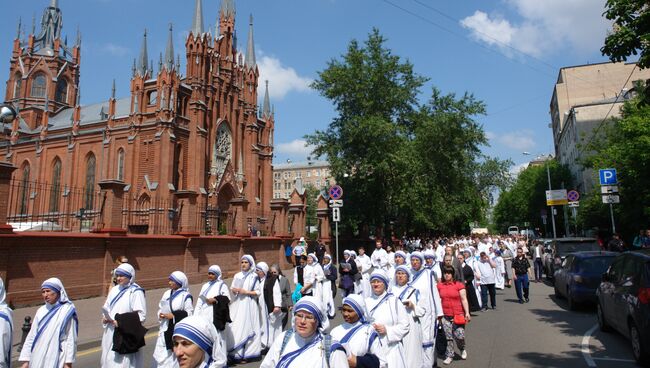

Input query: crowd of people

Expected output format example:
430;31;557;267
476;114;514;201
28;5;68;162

0;234;544;368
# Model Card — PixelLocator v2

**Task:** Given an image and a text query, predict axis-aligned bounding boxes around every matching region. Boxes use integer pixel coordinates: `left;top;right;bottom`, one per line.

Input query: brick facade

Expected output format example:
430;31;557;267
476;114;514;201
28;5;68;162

2;0;275;235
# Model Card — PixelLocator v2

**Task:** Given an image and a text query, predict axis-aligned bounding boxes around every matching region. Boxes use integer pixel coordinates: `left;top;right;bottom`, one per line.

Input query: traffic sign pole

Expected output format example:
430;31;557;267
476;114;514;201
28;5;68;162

547;163;557;238
609;203;616;235
335;220;339;265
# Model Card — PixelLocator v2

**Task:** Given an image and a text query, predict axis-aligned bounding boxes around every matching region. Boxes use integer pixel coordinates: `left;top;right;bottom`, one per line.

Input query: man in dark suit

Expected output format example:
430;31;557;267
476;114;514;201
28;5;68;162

270;264;292;329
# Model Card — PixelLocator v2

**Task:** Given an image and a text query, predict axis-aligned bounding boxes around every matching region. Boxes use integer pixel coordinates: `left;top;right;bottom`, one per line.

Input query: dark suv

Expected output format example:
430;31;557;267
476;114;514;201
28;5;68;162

544;238;601;280
596;249;650;365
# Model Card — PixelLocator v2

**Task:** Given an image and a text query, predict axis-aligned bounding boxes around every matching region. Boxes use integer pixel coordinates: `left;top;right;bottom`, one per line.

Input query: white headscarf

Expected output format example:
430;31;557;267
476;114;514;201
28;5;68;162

369;269;390;290
342;294;368;323
256;261;269;275
40;277;71;303
169;271;189;291
293;296;329;332
308;253;318;263
173;315;223;367
208;265;223;280
114;263;137;285
241;254;256;273
0;277;7;308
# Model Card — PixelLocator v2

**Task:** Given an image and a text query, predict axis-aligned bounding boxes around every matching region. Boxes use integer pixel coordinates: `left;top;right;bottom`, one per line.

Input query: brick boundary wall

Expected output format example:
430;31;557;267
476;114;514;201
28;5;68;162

0;232;294;307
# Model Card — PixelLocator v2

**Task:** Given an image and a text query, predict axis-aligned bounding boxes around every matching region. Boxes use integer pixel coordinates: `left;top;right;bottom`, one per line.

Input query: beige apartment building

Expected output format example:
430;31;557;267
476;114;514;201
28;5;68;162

272;160;336;199
550;61;650;193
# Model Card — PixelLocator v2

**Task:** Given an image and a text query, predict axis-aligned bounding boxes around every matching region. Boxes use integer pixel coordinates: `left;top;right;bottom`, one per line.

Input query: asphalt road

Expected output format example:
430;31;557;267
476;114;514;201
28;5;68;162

71;280;640;367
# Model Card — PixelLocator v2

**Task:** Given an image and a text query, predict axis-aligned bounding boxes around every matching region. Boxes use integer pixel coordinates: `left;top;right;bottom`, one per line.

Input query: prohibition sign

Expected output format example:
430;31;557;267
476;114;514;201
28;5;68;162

329;185;343;200
567;190;580;202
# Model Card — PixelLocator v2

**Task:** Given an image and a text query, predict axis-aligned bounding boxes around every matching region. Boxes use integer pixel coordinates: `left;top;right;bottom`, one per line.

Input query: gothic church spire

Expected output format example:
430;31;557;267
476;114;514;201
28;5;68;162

245;14;256;69
191;0;204;36
137;29;149;77
165;23;175;70
263;80;271;118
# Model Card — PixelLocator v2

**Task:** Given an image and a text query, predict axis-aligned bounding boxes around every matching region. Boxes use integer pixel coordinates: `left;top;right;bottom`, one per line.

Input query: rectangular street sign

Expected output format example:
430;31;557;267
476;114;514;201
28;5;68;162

546;189;568;206
329;199;343;207
599;169;618;185
601;185;619;194
602;195;620;204
568;201;580;208
332;207;341;222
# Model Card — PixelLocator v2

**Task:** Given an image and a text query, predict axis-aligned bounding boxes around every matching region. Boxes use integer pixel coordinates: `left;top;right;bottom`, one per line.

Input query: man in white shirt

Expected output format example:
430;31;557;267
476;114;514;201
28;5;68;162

476;252;497;311
370;240;389;272
356;247;373;297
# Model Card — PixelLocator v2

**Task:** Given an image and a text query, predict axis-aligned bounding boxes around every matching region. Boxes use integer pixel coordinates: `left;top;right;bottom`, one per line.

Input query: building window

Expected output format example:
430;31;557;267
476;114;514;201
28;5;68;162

306;172;311;178
55;79;68;103
49;158;62;212
19;163;30;215
116;148;125;181
84;154;96;210
148;90;158;106
13;74;22;99
31;73;47;98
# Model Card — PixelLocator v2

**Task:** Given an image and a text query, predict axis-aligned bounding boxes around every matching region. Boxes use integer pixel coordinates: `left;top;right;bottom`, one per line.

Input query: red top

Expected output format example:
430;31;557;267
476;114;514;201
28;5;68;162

437;281;465;317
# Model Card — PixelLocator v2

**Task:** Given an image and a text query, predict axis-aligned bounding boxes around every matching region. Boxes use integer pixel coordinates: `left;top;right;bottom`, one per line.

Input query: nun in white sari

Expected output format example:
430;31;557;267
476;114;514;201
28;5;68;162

0;278;12;368
307;254;325;303
100;263;146;368
390;265;425;368
330;295;386;368
365;270;409;368
409;252;443;367
260;296;347;368
321;254;336;319
153;271;194;367
19;278;78;368
226;254;261;362
195;265;230;322
172;315;227;368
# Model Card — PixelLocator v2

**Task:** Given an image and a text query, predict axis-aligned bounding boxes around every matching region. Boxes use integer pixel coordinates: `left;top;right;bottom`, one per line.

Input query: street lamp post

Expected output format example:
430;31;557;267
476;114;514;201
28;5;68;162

524;152;557;238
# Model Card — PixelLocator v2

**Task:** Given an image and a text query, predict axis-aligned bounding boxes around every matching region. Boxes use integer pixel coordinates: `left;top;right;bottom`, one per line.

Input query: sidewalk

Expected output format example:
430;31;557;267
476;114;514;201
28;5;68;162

10;276;237;358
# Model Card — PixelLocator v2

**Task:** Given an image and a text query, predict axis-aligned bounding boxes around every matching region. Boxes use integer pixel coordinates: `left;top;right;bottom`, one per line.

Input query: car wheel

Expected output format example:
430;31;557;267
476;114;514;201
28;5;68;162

630;322;650;365
567;288;576;310
597;303;611;332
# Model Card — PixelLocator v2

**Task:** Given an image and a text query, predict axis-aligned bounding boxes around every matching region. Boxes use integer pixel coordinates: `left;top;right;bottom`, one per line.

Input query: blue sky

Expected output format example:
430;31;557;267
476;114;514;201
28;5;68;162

1;0;613;170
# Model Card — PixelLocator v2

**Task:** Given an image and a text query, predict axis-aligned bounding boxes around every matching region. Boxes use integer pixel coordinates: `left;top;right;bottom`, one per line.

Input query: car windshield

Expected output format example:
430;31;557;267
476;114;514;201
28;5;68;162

577;256;615;273
556;241;600;256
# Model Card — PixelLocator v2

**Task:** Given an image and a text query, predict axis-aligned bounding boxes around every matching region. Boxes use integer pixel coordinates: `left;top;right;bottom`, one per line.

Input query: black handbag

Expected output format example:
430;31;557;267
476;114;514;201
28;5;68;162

435;321;447;357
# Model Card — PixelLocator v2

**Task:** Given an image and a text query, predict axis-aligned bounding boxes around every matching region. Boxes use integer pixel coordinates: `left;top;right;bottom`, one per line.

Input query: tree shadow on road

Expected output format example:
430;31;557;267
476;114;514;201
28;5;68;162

515;350;585;368
528;304;597;337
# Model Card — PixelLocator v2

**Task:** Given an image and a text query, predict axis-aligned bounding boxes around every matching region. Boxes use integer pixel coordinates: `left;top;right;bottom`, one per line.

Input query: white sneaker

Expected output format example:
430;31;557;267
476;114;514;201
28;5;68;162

443;357;453;365
461;350;468;360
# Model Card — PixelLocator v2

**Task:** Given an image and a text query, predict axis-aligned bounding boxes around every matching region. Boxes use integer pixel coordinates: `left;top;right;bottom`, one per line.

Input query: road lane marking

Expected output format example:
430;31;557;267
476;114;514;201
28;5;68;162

582;324;598;367
76;330;158;357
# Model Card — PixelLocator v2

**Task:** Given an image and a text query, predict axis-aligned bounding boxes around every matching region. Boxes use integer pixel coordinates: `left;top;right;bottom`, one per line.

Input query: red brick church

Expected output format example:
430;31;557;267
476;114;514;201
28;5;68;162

0;0;291;236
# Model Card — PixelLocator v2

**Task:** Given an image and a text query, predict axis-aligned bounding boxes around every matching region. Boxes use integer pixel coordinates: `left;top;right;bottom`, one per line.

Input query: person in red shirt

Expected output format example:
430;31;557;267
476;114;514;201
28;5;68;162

437;266;471;365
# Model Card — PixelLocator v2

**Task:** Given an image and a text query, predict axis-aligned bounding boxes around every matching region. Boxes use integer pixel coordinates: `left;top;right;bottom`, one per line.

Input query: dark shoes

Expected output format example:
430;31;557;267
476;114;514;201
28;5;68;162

525;298;530;303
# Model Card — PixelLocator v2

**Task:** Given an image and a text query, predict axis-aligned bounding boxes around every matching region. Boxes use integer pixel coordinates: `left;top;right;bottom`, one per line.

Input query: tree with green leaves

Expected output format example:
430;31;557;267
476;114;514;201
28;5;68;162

307;29;510;236
492;161;573;236
581;80;650;240
601;0;650;69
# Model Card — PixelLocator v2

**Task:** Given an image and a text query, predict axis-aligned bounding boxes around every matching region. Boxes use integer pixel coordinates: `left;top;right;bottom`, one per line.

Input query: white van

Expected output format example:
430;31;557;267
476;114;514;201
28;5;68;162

507;226;519;235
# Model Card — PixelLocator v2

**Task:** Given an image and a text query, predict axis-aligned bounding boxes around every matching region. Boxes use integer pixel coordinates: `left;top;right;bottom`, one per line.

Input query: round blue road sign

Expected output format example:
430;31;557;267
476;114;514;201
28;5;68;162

567;190;580;202
328;185;343;200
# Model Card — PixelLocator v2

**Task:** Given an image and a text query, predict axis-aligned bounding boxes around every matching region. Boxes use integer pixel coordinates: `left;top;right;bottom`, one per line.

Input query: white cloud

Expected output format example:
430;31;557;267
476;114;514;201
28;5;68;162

102;43;129;57
461;0;610;57
275;139;315;160
488;129;536;151
509;162;529;177
257;56;312;100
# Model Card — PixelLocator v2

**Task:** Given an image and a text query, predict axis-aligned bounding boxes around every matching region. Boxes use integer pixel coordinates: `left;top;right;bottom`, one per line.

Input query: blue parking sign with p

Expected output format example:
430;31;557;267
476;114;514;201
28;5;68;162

599;169;617;185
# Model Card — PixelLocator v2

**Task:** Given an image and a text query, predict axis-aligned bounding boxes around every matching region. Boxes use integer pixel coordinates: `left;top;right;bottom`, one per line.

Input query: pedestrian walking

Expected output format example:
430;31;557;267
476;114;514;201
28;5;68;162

366;270;409;368
101;263;146;368
512;248;531;303
153;271;194;368
292;237;307;267
494;250;506;290
371;239;389;272
227;255;261;363
19;278;78;368
391;265;424;368
321;254;337;319
437;266;471;365
476;252;497;311
458;253;481;313
259;296;345;367
0;278;12;368
269;264;292;331
339;251;358;298
256;262;281;352
172;315;227;368
329;294;384;368
194;265;230;323
531;241;544;281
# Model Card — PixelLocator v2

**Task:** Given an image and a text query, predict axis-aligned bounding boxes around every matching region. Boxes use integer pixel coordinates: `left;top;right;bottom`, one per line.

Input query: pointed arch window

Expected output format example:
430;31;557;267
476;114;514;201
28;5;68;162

31;73;47;98
84;154;96;210
13;74;22;99
50;158;62;212
19;163;30;215
55;79;68;104
116;148;125;181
